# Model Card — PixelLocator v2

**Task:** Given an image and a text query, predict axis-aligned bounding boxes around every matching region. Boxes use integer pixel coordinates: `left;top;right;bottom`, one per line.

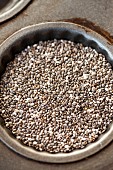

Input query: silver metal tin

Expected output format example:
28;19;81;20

0;22;113;163
0;0;31;23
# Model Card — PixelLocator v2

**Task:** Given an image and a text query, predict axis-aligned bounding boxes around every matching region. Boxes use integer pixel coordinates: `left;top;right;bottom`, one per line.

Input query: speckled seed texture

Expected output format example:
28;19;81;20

0;39;113;153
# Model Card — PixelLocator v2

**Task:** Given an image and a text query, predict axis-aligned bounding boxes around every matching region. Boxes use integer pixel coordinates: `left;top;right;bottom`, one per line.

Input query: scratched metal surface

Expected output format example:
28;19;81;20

0;0;113;169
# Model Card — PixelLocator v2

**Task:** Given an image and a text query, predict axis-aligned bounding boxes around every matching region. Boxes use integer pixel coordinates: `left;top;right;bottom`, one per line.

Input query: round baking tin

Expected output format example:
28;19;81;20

0;0;31;23
0;22;113;163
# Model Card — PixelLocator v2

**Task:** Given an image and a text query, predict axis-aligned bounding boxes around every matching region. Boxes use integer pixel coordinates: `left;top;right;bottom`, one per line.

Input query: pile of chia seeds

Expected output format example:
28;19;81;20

0;39;113;153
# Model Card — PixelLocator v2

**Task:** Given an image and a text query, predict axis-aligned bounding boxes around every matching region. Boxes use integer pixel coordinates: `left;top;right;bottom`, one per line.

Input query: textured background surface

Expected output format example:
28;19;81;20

0;0;113;169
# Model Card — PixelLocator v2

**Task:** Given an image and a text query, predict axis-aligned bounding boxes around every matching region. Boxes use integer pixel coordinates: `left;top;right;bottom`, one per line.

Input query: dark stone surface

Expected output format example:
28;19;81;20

0;141;113;170
0;0;113;169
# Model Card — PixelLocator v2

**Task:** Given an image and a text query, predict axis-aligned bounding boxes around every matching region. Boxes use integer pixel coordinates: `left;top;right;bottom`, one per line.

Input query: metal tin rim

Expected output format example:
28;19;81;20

0;0;31;23
0;22;113;163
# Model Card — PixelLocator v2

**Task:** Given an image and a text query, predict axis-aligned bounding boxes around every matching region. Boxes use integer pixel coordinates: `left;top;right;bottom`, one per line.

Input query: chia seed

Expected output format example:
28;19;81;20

0;39;113;153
